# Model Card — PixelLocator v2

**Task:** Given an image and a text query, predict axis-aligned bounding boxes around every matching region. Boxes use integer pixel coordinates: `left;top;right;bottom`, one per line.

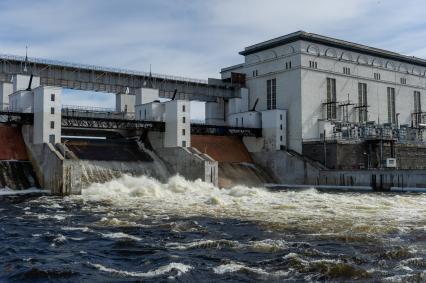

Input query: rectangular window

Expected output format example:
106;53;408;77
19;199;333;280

253;70;258;77
374;73;381;80
50;121;55;129
182;105;186;112
343;67;350;75
280;114;283;120
285;61;292;69
414;91;422;126
400;78;407;85
50;107;55;115
387;87;396;124
266;78;277;110
241;117;244;127
309;61;318;69
182;140;186;147
358;83;368;123
326;78;337;120
51;94;55;102
182;116;186;123
182;129;185;136
49;134;55;144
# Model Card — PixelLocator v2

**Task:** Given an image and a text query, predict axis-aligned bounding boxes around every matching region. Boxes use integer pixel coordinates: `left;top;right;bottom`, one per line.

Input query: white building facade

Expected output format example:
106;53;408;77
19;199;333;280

217;31;426;153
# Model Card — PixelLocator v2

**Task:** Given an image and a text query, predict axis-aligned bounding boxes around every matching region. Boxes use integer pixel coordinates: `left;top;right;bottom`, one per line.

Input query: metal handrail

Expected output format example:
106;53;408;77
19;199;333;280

0;53;208;84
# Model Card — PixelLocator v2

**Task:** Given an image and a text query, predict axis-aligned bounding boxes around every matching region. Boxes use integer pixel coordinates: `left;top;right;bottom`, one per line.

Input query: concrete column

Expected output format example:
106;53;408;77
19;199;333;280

33;86;62;144
12;74;40;92
164;100;191;147
0;82;12;110
135;87;160;105
205;98;226;125
115;93;135;113
261;109;287;151
134;88;162;121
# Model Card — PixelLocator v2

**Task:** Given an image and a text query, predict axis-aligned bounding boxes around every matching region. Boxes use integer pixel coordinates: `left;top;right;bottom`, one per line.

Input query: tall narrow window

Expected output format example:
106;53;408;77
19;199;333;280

358;83;368;123
387;87;396;124
414;91;422;126
51;94;55;102
326;78;337;120
50;121;55;129
182;116;186;123
182;105;186;112
267;78;276;110
50;107;55;115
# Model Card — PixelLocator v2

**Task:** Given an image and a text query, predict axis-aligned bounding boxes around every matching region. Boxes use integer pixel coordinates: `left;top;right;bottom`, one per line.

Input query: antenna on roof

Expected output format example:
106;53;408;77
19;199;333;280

23;46;28;73
147;64;153;88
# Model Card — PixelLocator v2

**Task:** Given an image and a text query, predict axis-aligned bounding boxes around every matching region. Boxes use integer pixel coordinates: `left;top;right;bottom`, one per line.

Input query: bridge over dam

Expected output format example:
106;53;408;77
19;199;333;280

0;87;272;194
2;55;422;194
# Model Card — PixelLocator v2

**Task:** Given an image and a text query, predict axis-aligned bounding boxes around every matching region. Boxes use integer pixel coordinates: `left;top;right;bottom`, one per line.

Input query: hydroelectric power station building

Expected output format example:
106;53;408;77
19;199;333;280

1;31;426;194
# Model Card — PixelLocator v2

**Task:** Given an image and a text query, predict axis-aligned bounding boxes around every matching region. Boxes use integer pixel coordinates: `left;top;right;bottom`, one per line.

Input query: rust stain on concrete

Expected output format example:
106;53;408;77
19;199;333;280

191;135;253;163
0;125;29;161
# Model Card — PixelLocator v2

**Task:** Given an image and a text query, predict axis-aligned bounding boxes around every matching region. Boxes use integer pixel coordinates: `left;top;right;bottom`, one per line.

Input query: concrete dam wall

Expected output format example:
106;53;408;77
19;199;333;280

0;125;39;190
62;139;171;192
191;135;275;188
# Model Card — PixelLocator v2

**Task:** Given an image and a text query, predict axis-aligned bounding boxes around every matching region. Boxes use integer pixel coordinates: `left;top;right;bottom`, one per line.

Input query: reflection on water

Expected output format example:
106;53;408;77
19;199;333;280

1;175;426;282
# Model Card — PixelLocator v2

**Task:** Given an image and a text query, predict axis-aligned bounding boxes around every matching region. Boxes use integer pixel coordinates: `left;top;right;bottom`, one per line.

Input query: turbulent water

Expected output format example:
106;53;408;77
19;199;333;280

1;175;426;282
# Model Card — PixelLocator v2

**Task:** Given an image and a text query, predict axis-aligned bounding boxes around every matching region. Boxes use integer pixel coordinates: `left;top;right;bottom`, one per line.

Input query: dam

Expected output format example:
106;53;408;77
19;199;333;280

3;30;426;194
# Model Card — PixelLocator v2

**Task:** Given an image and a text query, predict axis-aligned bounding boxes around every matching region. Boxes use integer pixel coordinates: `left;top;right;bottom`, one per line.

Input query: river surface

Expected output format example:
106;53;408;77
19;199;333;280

0;175;425;282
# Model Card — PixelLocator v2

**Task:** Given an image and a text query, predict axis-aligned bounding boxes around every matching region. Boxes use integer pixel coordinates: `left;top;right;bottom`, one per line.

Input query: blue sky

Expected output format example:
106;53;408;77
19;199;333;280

1;0;426;119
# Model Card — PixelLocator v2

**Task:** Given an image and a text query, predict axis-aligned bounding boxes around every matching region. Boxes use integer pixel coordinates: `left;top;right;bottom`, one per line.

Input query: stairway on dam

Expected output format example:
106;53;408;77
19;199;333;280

0;125;38;189
191;135;275;188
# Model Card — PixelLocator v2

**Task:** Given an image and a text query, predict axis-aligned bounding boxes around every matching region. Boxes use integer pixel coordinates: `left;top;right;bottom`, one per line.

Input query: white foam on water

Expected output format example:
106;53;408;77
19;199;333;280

0;187;49;196
79;174;426;237
166;238;287;253
61;226;91;233
100;232;141;241
89;262;192;278
213;262;289;277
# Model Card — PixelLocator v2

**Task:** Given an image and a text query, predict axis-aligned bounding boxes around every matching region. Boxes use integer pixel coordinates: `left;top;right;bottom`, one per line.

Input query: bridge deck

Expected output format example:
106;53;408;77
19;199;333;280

0;54;237;102
0;111;262;137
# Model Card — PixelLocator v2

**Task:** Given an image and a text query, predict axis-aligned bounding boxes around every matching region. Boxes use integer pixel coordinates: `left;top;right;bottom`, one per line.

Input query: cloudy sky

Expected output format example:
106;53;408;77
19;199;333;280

1;0;425;118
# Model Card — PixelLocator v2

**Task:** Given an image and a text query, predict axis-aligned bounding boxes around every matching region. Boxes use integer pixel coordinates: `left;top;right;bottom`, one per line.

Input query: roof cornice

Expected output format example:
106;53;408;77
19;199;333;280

239;31;426;68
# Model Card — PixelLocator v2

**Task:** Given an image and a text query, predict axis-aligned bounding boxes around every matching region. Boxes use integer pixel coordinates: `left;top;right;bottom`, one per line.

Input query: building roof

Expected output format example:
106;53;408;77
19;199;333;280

239;31;426;67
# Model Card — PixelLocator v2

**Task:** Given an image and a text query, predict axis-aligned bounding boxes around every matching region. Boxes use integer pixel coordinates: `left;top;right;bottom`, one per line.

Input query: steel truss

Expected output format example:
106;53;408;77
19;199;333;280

61;116;165;131
191;123;262;137
0;111;34;125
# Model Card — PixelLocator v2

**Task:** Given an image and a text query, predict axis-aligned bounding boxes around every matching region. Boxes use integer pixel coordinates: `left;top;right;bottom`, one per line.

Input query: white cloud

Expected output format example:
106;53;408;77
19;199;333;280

1;0;426;119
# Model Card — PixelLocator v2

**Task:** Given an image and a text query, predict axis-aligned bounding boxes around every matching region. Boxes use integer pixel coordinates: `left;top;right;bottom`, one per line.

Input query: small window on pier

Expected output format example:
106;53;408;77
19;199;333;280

50;107;55;115
50;121;55;129
51;94;55;102
182;129;186;136
182;105;186;112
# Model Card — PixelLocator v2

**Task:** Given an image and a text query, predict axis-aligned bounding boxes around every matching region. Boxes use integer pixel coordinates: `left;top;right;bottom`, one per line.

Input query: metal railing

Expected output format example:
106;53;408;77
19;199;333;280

61;105;135;120
0;53;208;84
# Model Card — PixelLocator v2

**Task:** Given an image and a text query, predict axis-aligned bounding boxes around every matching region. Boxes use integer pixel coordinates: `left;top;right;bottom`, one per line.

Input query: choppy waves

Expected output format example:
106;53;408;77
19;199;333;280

2;174;426;282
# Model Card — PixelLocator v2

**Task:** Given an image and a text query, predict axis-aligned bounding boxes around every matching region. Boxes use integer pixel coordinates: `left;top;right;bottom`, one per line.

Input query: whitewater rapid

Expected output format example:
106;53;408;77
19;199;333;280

79;174;426;237
3;174;425;282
